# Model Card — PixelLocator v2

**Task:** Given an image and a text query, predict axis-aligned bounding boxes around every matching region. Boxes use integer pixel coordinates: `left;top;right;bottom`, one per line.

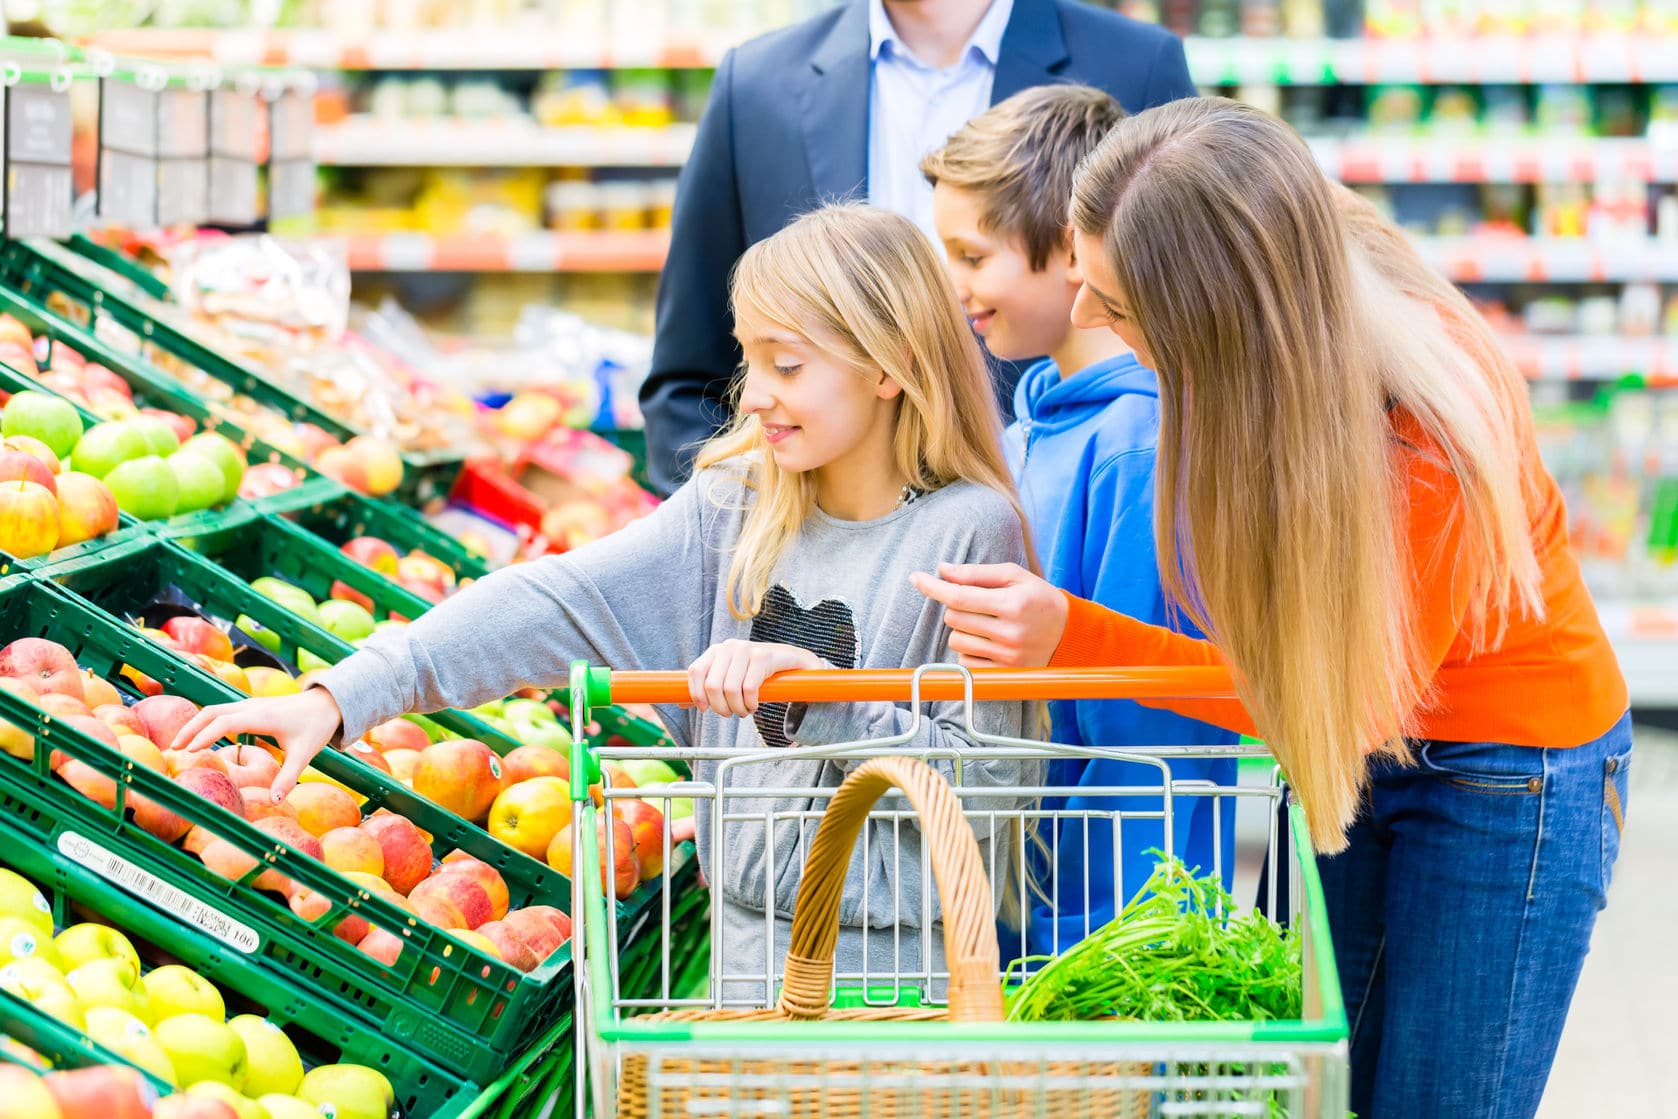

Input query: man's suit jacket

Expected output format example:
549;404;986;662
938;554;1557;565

638;0;1198;494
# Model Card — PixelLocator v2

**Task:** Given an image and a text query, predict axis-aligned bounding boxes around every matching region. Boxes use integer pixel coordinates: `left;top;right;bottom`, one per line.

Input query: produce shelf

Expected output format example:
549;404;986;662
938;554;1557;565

316;117;697;167
0;818;483;1117
331;230;671;273
85;27;1678;84
0;577;576;1084
1310;136;1678;183
1413;236;1678;284
254;482;495;586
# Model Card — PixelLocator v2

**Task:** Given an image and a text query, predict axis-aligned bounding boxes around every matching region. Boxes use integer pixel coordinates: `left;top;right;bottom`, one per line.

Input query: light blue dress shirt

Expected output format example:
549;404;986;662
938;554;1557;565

866;0;1015;247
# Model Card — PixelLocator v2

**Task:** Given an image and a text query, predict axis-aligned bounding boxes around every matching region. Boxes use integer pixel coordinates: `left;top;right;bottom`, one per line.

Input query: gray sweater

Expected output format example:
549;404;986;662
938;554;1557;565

318;461;1035;996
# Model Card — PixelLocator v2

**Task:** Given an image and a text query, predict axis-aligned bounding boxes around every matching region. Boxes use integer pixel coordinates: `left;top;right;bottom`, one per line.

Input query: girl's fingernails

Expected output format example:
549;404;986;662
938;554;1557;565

272;790;283;804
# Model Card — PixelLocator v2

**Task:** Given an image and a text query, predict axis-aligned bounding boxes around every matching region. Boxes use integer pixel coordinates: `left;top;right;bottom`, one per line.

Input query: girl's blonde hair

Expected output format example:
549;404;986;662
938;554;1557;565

1070;98;1542;852
698;202;1032;618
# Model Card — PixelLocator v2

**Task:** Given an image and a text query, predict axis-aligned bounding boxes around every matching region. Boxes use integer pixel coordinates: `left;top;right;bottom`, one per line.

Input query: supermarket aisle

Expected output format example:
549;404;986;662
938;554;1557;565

1539;724;1678;1119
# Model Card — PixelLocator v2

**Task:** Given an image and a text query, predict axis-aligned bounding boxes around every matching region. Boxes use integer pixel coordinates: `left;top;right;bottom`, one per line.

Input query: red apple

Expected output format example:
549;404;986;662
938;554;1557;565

290;883;370;944
4;435;61;474
285;783;362;837
365;718;430;754
0;637;81;699
51;471;118;547
547;815;639;900
358;814;433;894
410;874;493;930
383;748;420;786
437;853;511;921
154;1092;239;1119
93;703;144;736
292;422;339;462
340;536;400;576
329;580;374;612
500;906;570;963
43;1065;155;1119
194;655;251;695
132;694;200;751
476;920;541;971
222;743;281;789
320;826;384;877
396;552;456;595
165;748;229;777
412;739;505;823
38;692;92;719
175;766;245;820
139;407;195;445
119;663;163;697
0;449;56;494
356;925;404;967
162;617;234;662
0;677;39;761
502;744;569;785
618;799;668;882
240;785;298;823
345;739;392;775
237;462;301;500
78;364;131;400
80;672;121;709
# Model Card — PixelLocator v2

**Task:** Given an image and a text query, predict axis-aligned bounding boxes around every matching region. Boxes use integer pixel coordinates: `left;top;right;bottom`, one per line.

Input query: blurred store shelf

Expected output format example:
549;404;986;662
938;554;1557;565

88;28;1678;84
1310;136;1678;183
1596;601;1678;706
317;117;696;166
328;230;670;271
1503;334;1678;381
1413;237;1678;283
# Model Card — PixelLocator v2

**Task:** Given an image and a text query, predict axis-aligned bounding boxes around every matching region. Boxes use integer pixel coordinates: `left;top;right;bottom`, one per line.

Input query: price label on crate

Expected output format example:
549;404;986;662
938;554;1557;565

207;153;259;224
157;157;208;225
3;82;74;239
58;830;261;954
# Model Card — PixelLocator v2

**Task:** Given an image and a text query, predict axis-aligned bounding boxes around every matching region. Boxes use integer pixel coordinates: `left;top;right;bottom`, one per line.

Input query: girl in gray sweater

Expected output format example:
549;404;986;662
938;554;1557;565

173;204;1039;1000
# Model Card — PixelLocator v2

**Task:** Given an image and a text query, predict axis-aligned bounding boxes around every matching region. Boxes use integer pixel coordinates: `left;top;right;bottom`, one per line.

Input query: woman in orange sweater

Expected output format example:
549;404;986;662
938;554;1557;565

914;98;1630;1119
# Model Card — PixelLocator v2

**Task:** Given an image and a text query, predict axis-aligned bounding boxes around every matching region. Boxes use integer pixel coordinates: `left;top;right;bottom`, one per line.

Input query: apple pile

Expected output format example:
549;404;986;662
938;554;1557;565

0;638;572;973
0;867;398;1119
332;536;463;609
362;717;683;903
0;392;132;561
66;419;246;522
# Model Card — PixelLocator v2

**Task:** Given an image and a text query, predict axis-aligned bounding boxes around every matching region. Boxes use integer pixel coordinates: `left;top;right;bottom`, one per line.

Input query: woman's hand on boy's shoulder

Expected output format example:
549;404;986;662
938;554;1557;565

687;640;825;718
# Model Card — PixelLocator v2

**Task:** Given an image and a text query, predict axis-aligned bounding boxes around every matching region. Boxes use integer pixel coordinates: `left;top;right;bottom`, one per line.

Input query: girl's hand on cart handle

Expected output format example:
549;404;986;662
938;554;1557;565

687;640;826;718
910;562;1068;669
171;688;346;802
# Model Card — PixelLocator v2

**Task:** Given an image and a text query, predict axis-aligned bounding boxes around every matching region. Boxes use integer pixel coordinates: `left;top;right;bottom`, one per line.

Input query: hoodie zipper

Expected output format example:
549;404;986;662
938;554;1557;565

1020;418;1033;470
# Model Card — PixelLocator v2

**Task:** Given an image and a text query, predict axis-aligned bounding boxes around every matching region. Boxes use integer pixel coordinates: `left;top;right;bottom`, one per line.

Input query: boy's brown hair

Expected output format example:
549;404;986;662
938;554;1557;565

920;83;1126;271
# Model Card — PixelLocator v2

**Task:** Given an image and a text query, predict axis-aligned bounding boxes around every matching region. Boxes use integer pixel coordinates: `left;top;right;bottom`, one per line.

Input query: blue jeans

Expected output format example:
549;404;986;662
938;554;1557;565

1317;712;1633;1119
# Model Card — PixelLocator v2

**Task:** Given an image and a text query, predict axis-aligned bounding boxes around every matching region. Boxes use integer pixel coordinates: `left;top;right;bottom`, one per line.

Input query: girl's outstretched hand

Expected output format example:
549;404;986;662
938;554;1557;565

170;688;346;803
687;640;825;718
910;562;1069;668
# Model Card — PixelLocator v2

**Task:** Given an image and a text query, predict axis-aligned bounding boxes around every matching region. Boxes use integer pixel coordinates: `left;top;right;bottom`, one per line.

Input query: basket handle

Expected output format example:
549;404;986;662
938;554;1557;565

775;756;1003;1023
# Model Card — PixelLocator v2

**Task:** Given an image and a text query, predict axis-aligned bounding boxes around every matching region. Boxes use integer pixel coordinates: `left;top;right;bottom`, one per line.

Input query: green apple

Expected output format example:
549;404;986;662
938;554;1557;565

228;1015;303;1098
0;916;57;968
3;390;84;459
169;451;227;513
129;414;182;457
315;600;375;644
142;964;226;1023
186;1081;268;1119
104;455;179;520
156;1012;247;1090
257;1094;320;1119
249;579;320;627
70;420;149;479
54;923;142;977
510;717;571;752
235;614;282;654
667;797;694;824
296;649;330;674
501;698;556;725
65;957;151;1022
298;1064;394;1119
85;1006;177;1085
0;957;85;1029
471;699;505;719
0;869;54;940
182;433;246;504
617;759;681;788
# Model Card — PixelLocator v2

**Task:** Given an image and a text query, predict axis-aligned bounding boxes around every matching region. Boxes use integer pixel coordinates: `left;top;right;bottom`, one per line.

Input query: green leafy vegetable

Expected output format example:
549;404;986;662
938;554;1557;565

1005;857;1301;1023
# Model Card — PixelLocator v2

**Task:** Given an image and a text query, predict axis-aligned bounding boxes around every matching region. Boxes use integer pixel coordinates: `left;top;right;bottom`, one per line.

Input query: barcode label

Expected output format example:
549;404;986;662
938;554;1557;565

58;831;260;954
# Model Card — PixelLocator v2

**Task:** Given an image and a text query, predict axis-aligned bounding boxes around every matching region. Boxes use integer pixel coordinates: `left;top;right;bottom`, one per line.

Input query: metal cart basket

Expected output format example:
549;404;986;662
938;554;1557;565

563;663;1349;1118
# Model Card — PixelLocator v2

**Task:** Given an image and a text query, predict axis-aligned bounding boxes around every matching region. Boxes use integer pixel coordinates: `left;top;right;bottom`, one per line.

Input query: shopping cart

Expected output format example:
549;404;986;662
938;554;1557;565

563;662;1349;1118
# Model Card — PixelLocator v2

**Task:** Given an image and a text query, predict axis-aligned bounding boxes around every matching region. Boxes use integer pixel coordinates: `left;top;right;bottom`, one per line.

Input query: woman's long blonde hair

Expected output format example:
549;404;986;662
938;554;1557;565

1070;98;1543;851
697;202;1031;618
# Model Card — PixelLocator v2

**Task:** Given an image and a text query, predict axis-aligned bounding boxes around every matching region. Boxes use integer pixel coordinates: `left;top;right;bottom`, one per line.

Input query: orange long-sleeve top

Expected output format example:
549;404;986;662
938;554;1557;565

1050;412;1628;749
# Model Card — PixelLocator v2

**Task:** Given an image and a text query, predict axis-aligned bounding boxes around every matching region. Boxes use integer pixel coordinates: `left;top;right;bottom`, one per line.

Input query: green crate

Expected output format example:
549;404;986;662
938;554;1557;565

0;988;174;1094
0;282;315;480
256;483;494;586
0;578;575;1084
455;1012;573;1119
66;233;172;301
1;240;467;505
0;818;482;1117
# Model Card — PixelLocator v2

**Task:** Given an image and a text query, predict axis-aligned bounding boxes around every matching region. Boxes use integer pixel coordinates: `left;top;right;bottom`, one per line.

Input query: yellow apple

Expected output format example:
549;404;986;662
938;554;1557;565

155;1013;247;1090
64;957;151;1023
227;1016;302;1098
53;924;142;978
84;1006;177;1085
141;964;225;1024
297;1064;393;1119
0;868;54;940
0;956;85;1030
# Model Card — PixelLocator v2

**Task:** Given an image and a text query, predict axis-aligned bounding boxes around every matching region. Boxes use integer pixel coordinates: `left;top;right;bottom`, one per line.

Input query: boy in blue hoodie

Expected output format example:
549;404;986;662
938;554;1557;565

923;85;1238;957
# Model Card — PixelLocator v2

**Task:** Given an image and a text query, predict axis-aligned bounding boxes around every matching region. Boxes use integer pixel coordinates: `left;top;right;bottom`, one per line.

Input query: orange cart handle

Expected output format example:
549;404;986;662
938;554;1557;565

602;665;1236;707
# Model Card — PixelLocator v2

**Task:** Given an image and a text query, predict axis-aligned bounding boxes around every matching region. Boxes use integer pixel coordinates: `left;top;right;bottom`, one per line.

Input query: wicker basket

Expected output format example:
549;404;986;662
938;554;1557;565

616;755;1150;1119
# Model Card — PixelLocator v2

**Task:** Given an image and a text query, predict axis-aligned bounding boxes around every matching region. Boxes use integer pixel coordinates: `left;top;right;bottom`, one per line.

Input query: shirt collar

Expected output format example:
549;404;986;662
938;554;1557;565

869;0;1014;66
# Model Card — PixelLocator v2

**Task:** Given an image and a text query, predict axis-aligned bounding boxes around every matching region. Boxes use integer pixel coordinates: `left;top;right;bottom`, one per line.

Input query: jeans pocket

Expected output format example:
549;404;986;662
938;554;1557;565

1419;739;1544;795
1600;747;1632;897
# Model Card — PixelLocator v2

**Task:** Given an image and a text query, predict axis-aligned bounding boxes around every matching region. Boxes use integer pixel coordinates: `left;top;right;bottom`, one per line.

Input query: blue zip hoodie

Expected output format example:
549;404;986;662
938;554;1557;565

1005;353;1238;958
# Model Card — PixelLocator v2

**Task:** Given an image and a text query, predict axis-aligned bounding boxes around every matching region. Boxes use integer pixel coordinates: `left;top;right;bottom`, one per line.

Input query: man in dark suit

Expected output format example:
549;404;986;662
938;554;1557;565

639;0;1198;495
